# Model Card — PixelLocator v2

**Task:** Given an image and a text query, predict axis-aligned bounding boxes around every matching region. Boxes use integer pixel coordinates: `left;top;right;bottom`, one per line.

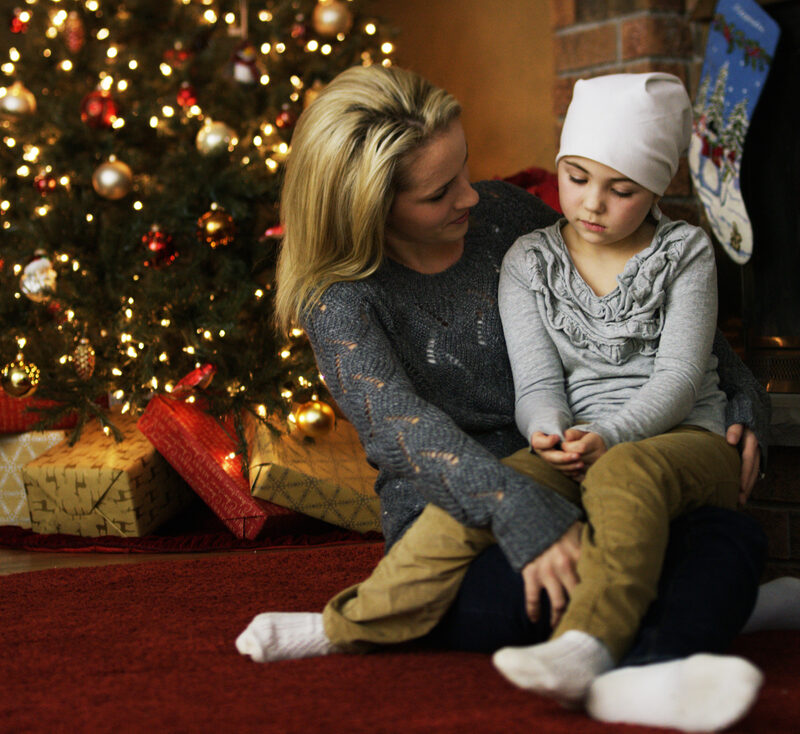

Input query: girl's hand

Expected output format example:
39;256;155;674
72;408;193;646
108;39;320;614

726;424;761;504
530;431;584;477
561;429;607;468
521;521;583;627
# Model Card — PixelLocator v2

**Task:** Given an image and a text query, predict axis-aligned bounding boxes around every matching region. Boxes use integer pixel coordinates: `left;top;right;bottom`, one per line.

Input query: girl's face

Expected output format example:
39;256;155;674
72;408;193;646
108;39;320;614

385;119;480;263
557;156;658;250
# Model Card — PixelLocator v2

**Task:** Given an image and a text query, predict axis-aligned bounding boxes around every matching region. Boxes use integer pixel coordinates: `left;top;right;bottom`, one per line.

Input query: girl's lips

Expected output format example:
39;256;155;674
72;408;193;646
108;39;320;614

451;210;469;225
580;220;605;232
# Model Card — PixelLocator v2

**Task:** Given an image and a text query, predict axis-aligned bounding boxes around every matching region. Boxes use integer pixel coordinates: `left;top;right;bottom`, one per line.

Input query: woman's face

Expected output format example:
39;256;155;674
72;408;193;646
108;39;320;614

385;119;479;262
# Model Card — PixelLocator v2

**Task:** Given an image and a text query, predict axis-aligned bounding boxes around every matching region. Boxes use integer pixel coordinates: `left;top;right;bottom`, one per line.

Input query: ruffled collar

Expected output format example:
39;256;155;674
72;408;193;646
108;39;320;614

522;215;687;364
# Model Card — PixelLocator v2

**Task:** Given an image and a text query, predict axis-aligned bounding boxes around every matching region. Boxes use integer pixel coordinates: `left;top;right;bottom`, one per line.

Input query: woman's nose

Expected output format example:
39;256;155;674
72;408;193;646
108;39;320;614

457;176;479;209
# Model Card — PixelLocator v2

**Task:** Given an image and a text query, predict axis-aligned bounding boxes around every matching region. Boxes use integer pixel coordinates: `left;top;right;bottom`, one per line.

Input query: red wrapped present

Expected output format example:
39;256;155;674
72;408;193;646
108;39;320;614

137;395;302;539
0;393;78;433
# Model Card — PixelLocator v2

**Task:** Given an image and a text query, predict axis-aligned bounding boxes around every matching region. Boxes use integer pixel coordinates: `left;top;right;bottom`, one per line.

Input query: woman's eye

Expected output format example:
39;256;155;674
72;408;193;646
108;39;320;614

612;189;634;198
568;175;587;185
428;190;447;202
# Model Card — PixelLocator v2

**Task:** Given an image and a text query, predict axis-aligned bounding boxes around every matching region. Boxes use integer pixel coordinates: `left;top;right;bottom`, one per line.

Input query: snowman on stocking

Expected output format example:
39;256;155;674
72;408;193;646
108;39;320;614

689;0;780;265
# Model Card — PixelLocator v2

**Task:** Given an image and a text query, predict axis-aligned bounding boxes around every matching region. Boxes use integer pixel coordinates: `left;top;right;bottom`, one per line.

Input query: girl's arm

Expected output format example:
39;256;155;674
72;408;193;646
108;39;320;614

302;284;582;572
498;238;573;442
580;226;720;447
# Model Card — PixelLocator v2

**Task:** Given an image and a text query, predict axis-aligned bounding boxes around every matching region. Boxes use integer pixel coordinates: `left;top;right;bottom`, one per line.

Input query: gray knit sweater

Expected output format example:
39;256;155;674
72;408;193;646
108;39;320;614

302;180;770;571
500;215;727;448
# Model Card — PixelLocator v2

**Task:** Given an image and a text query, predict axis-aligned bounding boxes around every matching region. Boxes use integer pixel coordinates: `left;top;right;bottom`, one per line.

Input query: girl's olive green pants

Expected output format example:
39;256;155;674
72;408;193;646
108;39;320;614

322;426;740;660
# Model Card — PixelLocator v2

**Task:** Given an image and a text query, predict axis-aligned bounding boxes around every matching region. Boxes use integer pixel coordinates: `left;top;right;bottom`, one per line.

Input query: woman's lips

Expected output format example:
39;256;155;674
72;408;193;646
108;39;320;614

451;211;469;225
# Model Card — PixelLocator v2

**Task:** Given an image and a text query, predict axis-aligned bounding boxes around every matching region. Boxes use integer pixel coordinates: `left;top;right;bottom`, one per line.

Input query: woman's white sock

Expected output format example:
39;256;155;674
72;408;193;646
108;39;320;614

492;630;613;704
586;654;763;732
235;612;336;662
742;576;800;633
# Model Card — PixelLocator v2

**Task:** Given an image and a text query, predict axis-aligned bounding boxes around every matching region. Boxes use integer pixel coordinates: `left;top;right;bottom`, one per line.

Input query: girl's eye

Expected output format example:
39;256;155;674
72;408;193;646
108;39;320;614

612;189;634;198
568;175;587;185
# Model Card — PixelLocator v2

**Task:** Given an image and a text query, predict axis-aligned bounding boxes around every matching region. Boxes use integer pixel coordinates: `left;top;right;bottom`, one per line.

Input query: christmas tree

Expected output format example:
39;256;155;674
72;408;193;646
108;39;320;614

0;0;396;438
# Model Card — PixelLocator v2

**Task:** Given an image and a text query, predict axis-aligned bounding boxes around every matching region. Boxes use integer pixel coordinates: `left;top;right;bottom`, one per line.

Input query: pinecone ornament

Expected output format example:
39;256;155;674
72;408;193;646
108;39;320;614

73;337;96;380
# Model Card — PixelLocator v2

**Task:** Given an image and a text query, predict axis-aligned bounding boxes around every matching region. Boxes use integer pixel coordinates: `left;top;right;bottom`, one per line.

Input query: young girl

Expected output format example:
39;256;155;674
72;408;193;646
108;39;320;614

237;69;795;732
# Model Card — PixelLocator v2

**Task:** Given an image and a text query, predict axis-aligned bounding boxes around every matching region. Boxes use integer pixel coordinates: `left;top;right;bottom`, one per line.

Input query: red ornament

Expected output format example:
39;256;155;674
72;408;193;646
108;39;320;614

80;90;119;128
262;224;284;239
291;22;307;42
172;363;216;398
275;108;297;130
142;227;178;268
176;82;197;108
34;173;58;196
10;9;28;33
163;44;193;69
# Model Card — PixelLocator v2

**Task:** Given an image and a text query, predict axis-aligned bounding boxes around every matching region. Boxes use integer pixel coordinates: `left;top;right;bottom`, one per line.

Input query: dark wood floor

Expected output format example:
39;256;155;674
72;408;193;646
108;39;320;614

0;548;251;576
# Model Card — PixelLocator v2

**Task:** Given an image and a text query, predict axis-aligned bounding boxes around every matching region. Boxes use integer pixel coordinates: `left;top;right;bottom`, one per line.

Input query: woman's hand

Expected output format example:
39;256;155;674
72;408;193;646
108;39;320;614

726;424;761;504
521;521;583;627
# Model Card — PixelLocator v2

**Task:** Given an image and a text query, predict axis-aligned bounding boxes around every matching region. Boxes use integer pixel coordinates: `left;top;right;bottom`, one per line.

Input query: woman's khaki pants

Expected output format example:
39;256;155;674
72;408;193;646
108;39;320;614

322;426;741;660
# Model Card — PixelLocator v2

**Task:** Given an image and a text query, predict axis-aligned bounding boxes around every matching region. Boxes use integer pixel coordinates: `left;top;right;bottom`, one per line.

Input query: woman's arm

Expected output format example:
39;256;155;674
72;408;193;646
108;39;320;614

302;284;583;571
712;330;771;462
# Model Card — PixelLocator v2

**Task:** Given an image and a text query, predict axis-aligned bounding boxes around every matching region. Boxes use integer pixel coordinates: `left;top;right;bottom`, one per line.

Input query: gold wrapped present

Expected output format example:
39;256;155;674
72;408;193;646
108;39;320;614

1;430;66;527
249;418;381;534
23;412;193;537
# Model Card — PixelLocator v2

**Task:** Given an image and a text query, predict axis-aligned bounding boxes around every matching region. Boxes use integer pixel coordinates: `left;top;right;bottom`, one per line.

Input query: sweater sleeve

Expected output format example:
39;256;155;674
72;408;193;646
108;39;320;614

499;240;573;441
302;285;583;571
581;227;719;447
713;330;772;463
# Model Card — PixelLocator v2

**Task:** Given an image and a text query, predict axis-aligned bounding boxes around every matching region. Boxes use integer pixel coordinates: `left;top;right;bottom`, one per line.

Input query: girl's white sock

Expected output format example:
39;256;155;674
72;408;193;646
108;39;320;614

235;612;336;662
492;630;613;705
586;654;763;732
742;576;800;633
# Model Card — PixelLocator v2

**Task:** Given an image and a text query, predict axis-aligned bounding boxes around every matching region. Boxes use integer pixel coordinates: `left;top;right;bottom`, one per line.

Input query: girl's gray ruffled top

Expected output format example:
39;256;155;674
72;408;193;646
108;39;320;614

499;215;728;449
302;181;770;572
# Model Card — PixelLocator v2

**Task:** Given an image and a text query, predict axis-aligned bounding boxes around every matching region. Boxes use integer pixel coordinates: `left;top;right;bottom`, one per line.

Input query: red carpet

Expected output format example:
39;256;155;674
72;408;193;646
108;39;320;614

0;500;381;554
1;544;798;734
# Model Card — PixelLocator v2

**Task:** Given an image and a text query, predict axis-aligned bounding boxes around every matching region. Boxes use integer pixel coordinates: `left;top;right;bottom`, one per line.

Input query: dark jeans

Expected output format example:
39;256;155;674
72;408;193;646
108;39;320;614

424;506;766;665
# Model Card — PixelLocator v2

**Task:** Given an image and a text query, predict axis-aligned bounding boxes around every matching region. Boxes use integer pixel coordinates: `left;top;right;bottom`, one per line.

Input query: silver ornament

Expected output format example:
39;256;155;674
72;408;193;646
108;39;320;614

196;120;237;155
20;251;57;303
0;81;36;115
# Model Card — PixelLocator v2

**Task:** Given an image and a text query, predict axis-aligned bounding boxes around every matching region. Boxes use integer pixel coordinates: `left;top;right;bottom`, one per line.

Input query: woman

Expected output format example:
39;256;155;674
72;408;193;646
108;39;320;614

241;65;775;731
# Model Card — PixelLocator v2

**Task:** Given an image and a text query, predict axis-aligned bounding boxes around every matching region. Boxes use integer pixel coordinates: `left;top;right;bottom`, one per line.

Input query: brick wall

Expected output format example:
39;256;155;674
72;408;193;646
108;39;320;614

548;0;799;580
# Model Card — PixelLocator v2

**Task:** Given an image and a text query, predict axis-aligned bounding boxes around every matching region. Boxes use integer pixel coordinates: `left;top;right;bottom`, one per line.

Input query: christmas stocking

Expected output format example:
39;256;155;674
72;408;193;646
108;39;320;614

689;0;780;265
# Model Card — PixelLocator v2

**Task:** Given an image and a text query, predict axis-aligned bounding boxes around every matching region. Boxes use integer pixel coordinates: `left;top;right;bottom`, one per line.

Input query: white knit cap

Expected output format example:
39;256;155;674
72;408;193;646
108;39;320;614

556;72;692;196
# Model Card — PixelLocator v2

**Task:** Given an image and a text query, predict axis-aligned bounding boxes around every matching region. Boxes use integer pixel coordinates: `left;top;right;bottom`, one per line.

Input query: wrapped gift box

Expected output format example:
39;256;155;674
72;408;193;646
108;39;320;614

0;393;78;434
137;396;303;539
249;417;381;534
1;430;66;527
23;412;193;537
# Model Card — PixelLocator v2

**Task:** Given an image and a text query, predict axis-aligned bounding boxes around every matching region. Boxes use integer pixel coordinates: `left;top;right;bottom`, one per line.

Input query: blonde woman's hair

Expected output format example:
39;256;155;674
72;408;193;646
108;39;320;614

274;65;461;332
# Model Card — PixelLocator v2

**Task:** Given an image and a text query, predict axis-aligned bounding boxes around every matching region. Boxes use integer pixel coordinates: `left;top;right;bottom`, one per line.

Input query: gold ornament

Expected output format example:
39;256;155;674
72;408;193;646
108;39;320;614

303;80;326;109
20;251;57;303
92;159;133;200
293;400;336;438
311;0;353;37
73;337;96;380
1;354;40;398
196;120;237;156
197;207;235;248
0;81;37;115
